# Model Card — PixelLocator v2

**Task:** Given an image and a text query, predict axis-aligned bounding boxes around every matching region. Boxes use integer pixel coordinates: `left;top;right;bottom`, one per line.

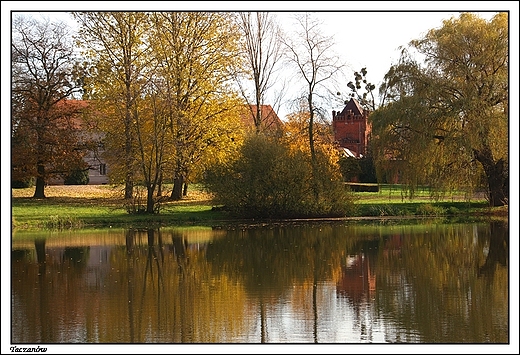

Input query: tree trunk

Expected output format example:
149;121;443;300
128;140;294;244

308;93;315;162
486;170;508;207
255;102;262;133
124;93;133;199
146;186;156;214
125;179;133;200
33;162;46;198
474;148;508;207
170;175;184;201
156;172;163;197
308;93;320;201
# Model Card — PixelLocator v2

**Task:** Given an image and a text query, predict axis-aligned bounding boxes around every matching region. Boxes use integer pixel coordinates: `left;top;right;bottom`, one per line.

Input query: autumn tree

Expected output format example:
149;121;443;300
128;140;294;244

73;12;153;199
282;100;337;161
149;12;245;201
235;12;285;133
11;15;88;198
371;13;508;206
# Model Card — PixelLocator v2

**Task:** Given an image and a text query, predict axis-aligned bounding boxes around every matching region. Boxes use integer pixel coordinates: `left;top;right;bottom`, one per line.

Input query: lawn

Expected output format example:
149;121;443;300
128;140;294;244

11;183;504;231
11;184;223;230
346;183;493;217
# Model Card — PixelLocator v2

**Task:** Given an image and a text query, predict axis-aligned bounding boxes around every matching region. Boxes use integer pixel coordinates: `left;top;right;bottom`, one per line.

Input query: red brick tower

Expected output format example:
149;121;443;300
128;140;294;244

332;98;371;157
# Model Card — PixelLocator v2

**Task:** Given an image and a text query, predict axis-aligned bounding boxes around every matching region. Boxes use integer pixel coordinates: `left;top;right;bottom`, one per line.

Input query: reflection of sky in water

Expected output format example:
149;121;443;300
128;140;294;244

255;282;405;343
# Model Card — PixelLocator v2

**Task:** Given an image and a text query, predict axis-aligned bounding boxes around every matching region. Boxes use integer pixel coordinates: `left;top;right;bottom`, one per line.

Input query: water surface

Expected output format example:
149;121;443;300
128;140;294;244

11;219;509;345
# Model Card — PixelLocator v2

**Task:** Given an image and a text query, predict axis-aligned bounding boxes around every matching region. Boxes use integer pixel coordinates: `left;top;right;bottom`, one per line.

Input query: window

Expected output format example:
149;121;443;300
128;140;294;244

100;164;107;175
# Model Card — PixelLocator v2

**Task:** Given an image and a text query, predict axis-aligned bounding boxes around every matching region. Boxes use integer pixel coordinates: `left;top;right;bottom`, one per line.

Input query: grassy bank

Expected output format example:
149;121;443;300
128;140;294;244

11;184;507;231
349;183;496;217
11;184;227;230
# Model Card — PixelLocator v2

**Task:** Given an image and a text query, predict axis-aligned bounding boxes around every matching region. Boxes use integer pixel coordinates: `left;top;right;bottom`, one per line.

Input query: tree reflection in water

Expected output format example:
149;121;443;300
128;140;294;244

479;221;508;278
10;220;509;344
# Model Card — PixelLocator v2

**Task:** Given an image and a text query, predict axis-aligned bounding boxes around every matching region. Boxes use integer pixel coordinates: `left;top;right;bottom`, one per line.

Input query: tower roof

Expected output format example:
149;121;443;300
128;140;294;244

340;98;364;116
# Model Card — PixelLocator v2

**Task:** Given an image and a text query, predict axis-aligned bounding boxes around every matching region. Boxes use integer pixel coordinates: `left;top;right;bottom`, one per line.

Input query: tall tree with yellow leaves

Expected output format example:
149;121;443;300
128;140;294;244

73;12;153;199
150;12;245;200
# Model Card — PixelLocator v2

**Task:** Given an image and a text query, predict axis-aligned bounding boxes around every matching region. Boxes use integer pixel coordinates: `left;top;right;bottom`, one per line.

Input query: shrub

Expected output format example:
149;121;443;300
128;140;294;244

64;169;89;185
45;215;83;229
12;177;35;188
364;204;404;217
447;206;460;215
346;183;379;192
358;156;378;182
203;134;356;218
338;156;361;181
415;203;446;216
338;156;377;183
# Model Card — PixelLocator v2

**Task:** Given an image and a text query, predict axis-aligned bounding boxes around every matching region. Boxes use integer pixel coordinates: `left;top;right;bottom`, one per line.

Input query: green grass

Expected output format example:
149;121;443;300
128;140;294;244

350;183;480;201
11;197;229;230
11;183;505;232
353;201;490;217
348;183;496;217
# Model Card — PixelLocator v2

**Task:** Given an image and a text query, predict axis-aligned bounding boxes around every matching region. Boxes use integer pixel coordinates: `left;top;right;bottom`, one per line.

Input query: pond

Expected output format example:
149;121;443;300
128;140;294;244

10;218;509;349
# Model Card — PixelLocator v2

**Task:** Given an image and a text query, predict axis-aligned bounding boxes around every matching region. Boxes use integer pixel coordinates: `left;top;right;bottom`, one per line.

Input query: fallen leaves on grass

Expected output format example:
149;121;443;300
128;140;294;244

11;184;214;206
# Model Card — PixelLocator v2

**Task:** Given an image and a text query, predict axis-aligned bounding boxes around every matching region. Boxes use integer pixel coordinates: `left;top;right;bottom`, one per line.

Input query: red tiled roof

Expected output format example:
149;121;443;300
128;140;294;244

50;99;91;130
241;104;284;132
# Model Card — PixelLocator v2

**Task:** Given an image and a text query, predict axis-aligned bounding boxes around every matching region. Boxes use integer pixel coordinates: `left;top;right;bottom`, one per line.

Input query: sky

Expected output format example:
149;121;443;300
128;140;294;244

2;2;516;119
2;2;519;353
274;10;502;117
